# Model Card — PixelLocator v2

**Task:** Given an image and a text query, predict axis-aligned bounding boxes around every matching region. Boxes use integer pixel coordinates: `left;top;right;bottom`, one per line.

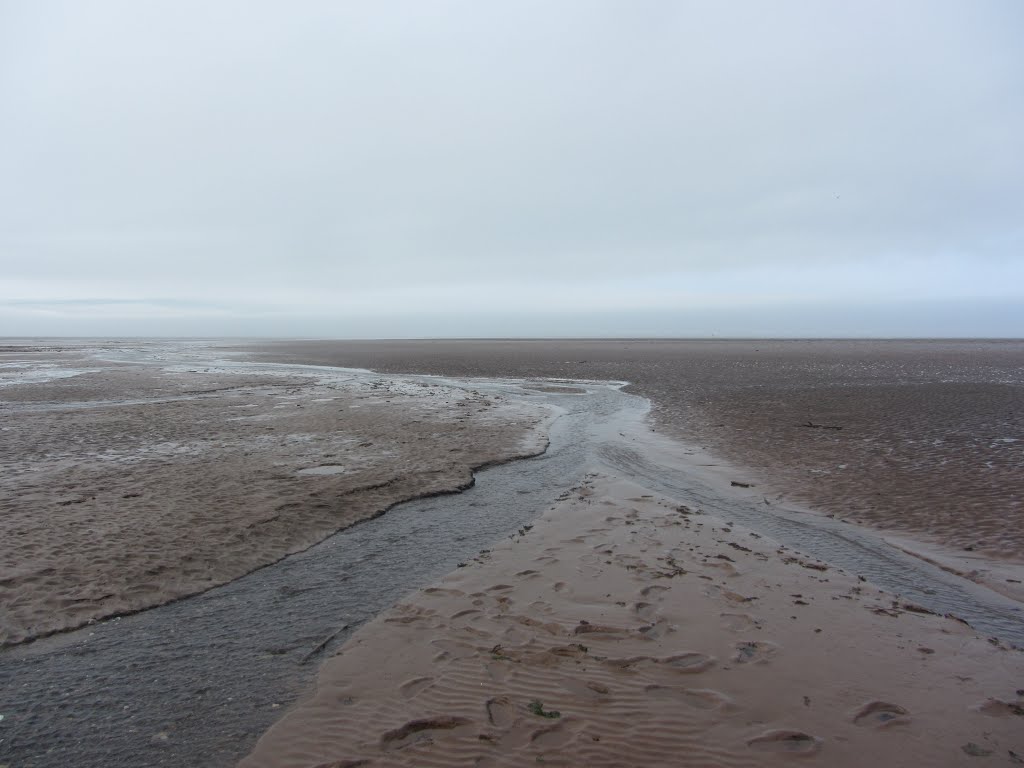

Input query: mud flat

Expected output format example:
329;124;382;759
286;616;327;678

242;471;1023;768
238;338;1024;768
0;343;623;768
250;339;1024;574
0;342;549;646
2;339;1022;768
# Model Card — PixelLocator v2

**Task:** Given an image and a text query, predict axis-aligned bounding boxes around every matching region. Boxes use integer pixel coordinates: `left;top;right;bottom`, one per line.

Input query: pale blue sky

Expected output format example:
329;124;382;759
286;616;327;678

1;0;1022;337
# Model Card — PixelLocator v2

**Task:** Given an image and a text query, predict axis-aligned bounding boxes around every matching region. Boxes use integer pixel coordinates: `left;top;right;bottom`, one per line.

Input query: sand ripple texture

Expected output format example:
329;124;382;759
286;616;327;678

250;339;1024;562
242;475;1023;768
0;345;549;646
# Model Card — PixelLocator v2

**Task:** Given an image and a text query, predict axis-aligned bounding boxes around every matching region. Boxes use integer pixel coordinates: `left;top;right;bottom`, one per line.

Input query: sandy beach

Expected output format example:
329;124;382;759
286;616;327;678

1;339;1022;768
239;339;1024;768
242;472;1023;767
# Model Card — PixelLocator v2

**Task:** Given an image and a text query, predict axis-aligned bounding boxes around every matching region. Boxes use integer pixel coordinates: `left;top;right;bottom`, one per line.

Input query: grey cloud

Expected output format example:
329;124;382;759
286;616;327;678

1;0;1022;335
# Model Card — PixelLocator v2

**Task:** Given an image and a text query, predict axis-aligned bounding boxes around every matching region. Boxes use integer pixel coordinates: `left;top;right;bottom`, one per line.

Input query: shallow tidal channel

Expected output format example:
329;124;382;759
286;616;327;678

0;371;616;768
1;357;1021;768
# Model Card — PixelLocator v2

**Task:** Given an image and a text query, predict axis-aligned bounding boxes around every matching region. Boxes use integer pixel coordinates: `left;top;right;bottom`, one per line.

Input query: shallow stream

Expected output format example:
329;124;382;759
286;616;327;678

1;345;1021;768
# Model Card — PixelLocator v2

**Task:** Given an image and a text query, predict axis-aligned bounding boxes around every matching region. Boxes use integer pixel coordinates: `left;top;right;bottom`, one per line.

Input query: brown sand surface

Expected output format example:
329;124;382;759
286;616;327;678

0;348;549;646
248;339;1024;562
241;472;1024;768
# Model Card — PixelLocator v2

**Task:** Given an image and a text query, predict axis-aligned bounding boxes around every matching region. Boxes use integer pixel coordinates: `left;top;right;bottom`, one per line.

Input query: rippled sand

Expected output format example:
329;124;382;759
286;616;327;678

242;473;1023;768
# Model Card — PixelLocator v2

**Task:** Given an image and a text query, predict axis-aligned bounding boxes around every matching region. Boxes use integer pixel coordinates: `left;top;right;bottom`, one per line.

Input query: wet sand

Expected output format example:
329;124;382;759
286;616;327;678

234;339;1024;766
243;473;1023;768
250;339;1024;565
2;339;1022;767
0;344;548;646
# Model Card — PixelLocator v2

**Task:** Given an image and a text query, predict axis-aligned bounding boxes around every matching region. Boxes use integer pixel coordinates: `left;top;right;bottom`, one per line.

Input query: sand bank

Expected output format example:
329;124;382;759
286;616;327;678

0;350;549;646
242;471;1023;767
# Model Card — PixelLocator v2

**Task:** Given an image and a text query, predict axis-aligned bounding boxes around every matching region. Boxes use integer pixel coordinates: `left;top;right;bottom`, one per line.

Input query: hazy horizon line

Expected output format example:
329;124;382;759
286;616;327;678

4;335;1023;343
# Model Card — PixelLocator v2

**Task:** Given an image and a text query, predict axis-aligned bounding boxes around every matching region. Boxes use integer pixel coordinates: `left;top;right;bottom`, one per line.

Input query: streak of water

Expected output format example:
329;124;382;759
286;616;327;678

595;441;1024;642
1;351;1021;768
0;374;605;768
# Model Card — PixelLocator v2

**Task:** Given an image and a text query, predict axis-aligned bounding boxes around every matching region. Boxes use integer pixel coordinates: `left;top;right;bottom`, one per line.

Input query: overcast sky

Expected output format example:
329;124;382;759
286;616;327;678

1;0;1022;338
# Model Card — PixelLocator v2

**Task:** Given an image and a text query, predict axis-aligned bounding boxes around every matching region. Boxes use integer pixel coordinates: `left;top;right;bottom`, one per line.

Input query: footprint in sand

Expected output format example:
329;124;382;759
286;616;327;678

573;622;634;638
639;619;675;640
546;644;591;661
510;614;563;636
470;593;513;613
430;638;477;661
733;640;778;664
501;625;532;644
722;589;756;603
531;719;579;750
633;530;662;547
528;600;553;614
703;561;741;577
720;613;759;632
486;696;517;728
560;678;611;700
486;659;513;682
972;698;1024;717
398;676;434;699
659;652;717;673
633;601;658;620
853;701;910;727
380;716;473;750
747;729;822;755
645;685;735;711
640;584;670;599
615;554;647;569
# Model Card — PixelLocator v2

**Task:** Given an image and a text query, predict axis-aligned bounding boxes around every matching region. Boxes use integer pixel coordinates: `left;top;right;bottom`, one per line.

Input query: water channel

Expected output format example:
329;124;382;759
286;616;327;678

1;347;1021;768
